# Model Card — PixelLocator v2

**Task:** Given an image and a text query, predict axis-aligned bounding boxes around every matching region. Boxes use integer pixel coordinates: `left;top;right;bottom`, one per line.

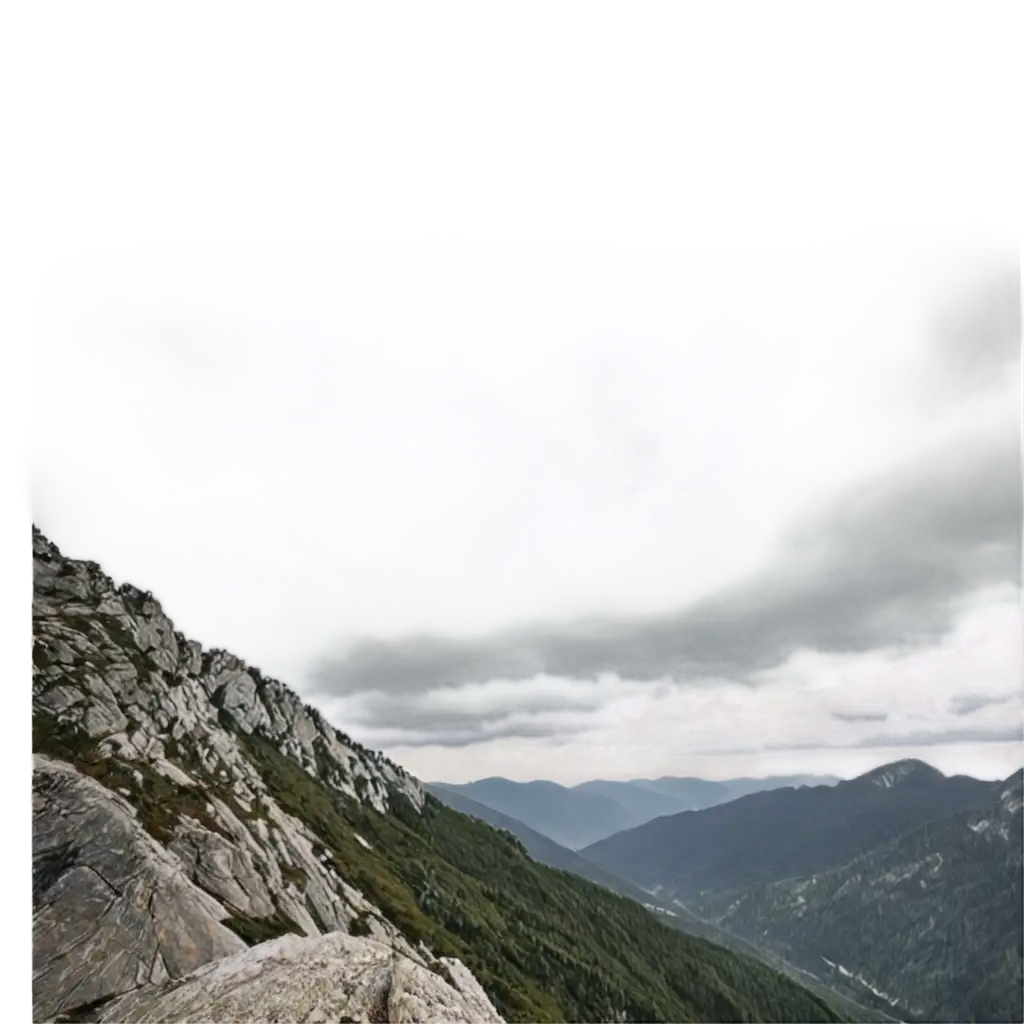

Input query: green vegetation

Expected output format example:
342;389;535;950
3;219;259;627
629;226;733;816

714;795;1023;1023
239;730;847;1023
583;765;1000;908
348;911;374;936
33;689;848;1022
34;709;246;844
223;910;304;946
32;526;851;1024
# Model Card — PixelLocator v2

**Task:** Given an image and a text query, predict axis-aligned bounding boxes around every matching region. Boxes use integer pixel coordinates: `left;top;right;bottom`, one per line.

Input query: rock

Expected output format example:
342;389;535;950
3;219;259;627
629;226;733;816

32;755;246;1022
97;932;504;1023
82;701;129;739
30;529;486;1022
38;684;84;714
218;672;272;733
169;824;278;920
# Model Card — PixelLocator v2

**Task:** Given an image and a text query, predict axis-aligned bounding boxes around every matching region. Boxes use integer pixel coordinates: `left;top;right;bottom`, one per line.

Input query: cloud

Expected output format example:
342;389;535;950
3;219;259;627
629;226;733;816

29;224;1024;770
309;426;1020;701
319;674;650;747
746;726;1024;753
950;693;1017;716
831;710;888;723
30;421;111;540
361;716;584;750
299;235;1019;724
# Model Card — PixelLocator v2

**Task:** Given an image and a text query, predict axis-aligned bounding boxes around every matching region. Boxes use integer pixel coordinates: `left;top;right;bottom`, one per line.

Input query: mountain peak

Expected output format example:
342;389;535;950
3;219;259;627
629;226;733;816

1001;767;1024;789
857;759;944;789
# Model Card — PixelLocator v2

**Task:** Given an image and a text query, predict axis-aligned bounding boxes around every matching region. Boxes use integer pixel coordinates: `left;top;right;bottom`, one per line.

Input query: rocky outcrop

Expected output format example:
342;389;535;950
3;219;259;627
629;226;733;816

31;529;420;934
32;755;247;1022
32;528;422;818
97;932;504;1023
31;528;502;1023
32;749;503;1022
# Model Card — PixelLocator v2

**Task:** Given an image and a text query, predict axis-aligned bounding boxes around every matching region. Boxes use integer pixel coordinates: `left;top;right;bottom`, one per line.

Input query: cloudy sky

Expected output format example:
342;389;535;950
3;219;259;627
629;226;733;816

17;6;1023;787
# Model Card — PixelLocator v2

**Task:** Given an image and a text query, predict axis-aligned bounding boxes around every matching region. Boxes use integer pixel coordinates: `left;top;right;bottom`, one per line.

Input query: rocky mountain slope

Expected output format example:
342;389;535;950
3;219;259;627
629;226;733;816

582;759;1002;905
32;526;849;1024
708;774;1024;1023
34;755;499;1024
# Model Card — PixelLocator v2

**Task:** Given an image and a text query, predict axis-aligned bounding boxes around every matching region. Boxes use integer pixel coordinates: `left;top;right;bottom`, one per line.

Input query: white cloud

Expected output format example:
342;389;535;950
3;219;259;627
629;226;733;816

34;232;1024;782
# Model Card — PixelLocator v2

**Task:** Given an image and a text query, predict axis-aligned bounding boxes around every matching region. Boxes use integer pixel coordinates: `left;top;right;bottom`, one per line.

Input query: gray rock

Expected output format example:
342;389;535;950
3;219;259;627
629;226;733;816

218;673;271;733
31;529;479;1022
135;609;180;673
98;931;504;1023
82;701;129;739
32;756;246;1022
38;684;84;714
169;823;278;920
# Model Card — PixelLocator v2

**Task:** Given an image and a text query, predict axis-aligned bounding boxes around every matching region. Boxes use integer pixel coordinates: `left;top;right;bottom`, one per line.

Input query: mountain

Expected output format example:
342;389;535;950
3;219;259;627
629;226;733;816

623;774;840;809
713;774;842;801
432;773;842;849
582;759;1000;904
430;777;641;849
425;783;656;903
619;776;732;808
709;773;1024;1023
32;527;847;1024
34;757;503;1024
428;783;894;1024
573;779;696;820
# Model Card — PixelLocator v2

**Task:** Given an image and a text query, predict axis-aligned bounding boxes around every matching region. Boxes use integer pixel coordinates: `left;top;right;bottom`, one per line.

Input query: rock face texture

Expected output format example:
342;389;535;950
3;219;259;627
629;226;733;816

97;932;504;1024
31;527;502;1024
32;755;247;1023
32;527;854;1024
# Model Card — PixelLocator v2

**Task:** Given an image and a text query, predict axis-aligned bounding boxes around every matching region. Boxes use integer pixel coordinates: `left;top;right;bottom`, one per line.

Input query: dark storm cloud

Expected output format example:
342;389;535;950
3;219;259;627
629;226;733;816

310;428;1020;701
827;253;1019;425
950;693;1018;716
831;710;889;723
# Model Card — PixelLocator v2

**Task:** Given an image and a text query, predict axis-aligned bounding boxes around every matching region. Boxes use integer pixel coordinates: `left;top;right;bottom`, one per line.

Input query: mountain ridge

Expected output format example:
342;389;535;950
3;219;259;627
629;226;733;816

432;772;842;848
710;774;1024;1022
32;526;848;1024
425;783;655;903
426;782;897;1024
581;750;1022;1022
426;777;644;849
582;759;1003;899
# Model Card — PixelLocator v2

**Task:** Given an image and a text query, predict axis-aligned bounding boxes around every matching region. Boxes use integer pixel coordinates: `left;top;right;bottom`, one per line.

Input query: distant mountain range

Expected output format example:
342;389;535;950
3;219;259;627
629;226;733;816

430;772;839;849
582;760;999;899
582;758;1023;1022
432;765;1024;1021
711;772;1023;1023
424;783;656;902
426;782;894;1024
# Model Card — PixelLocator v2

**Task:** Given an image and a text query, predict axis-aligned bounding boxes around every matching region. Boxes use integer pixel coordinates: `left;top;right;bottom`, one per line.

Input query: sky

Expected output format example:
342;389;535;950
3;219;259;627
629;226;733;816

31;241;1022;784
